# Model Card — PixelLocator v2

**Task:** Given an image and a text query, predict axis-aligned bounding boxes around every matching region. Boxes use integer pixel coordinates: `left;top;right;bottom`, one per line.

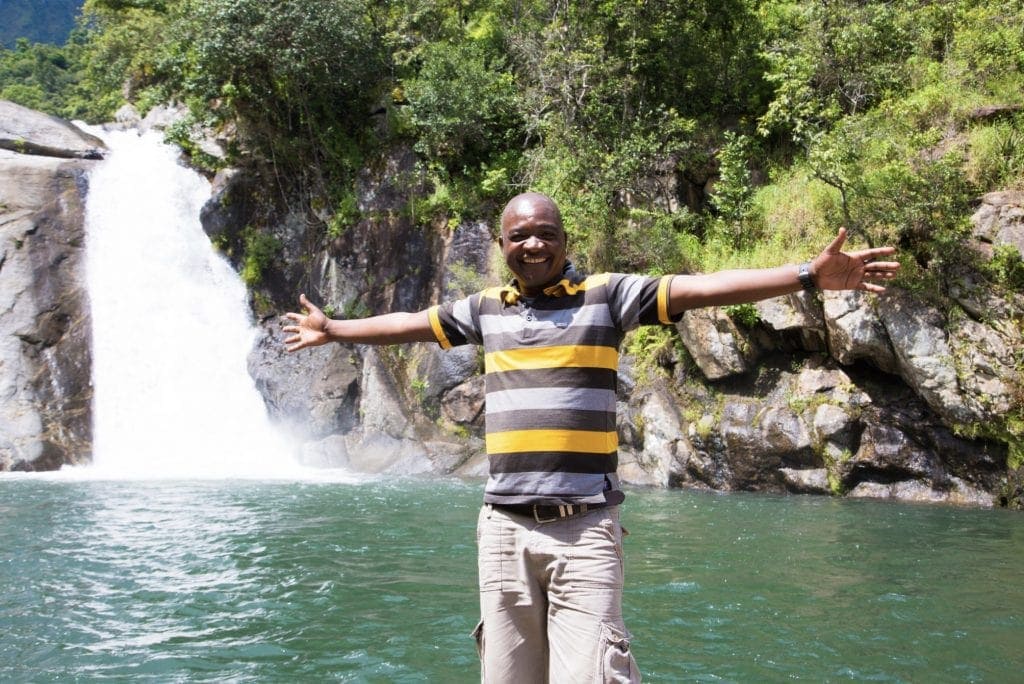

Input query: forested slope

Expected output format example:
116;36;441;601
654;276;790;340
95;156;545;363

2;0;1023;489
5;2;1022;278
0;0;81;48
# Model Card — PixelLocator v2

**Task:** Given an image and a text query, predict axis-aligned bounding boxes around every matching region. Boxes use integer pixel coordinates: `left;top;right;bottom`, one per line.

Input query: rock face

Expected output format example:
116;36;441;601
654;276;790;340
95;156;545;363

0;100;105;160
235;143;491;478
971;190;1024;257
3;102;1021;511
0;100;105;470
228;158;1024;507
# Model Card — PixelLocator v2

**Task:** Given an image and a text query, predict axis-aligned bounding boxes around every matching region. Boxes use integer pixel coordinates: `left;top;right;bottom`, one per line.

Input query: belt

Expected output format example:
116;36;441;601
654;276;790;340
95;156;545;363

492;502;607;524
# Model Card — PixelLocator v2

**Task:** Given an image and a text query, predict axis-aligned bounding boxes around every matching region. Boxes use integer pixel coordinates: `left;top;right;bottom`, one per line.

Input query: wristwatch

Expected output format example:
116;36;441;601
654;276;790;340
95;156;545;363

797;262;815;291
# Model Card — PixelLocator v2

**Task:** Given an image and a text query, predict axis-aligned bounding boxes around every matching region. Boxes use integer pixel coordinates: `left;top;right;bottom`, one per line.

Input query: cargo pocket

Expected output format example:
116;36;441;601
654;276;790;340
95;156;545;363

472;619;485;681
596;622;640;683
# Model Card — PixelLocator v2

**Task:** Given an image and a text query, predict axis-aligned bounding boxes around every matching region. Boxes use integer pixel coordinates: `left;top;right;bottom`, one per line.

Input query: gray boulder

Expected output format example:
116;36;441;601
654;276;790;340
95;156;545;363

0;100;105;160
676;306;760;379
824;290;900;373
971;190;1024;256
0;104;103;469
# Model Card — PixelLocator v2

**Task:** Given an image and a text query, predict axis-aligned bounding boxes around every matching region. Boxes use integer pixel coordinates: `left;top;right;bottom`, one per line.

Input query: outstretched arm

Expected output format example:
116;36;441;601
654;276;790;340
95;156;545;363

282;294;437;352
667;228;899;316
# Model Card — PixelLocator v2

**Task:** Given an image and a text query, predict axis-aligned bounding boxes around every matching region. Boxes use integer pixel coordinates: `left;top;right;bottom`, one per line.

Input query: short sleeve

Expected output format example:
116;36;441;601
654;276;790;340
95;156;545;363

604;274;681;331
428;294;483;349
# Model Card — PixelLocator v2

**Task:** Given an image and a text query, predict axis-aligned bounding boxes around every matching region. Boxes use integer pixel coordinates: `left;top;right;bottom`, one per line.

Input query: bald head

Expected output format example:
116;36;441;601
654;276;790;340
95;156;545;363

500;193;562;233
498;192;567;295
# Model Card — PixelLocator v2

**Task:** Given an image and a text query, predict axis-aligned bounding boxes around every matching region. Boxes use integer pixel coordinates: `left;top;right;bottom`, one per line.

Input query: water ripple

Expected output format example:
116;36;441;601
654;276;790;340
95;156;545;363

3;480;1024;681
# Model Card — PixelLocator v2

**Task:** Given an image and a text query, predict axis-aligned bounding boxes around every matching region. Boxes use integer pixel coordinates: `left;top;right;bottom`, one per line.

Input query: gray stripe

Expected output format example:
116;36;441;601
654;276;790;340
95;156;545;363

485;471;610;497
610;274;647;330
486;386;616;414
479;302;614;336
450;297;482;344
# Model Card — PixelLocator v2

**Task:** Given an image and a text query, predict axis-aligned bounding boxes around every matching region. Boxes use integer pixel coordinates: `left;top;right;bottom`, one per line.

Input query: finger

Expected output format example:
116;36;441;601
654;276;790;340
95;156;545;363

283;312;303;323
285;336;309;352
863;270;896;279
861;282;887;293
825;226;848;254
299;293;319;312
865;259;900;270
860;263;901;279
858;246;898;260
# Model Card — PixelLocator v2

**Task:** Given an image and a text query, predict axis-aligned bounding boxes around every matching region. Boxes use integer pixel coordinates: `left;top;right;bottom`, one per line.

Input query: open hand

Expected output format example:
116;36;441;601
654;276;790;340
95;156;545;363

811;228;900;292
282;294;330;352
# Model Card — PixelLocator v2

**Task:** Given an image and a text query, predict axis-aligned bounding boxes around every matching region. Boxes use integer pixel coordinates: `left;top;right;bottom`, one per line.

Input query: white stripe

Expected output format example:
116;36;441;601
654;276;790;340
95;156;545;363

450;297;482;344
486;387;617;414
486;471;610;496
479;302;615;336
610;274;647;331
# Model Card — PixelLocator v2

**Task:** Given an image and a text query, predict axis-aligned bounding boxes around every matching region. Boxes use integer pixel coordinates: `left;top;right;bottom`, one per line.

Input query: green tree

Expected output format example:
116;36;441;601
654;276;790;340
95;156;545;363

0;38;76;113
404;40;522;168
176;0;384;173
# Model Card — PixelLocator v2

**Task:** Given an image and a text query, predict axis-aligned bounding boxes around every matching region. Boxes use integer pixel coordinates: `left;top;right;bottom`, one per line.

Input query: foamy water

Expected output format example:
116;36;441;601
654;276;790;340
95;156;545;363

76;128;310;480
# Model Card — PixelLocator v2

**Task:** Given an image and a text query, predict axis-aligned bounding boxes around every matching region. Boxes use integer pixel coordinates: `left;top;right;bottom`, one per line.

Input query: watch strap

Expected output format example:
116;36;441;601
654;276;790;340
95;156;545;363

798;262;815;290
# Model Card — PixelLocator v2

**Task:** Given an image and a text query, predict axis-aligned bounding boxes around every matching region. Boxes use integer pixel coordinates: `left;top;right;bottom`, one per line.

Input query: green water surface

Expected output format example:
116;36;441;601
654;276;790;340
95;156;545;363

1;477;1022;682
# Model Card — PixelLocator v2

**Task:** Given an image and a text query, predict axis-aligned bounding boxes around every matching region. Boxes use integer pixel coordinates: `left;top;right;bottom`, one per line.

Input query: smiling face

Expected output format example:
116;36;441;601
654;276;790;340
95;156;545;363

499;193;568;296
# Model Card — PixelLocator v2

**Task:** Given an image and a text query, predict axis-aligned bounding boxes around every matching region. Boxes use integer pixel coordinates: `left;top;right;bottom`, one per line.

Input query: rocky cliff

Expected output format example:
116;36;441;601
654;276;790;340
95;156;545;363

0;100;104;470
2;100;1021;509
224;143;1022;509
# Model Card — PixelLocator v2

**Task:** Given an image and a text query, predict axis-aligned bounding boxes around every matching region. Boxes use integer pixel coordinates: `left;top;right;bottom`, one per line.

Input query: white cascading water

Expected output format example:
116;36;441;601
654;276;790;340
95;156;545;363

83;128;302;478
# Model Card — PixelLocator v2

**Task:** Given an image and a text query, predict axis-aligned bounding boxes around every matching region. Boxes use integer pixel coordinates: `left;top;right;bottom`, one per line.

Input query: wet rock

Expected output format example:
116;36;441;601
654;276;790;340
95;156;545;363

0;100;105;159
0;122;97;469
248;323;361;439
971;190;1024;256
778;468;831;494
676;306;760;379
440;375;485;430
823;290;899;373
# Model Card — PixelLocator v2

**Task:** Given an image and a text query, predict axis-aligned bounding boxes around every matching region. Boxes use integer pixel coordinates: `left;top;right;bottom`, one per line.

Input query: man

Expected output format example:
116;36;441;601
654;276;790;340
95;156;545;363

283;192;899;682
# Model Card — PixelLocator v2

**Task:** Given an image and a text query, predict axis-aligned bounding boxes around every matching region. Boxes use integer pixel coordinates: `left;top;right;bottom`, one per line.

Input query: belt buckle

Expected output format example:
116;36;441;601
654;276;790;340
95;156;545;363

533;503;588;523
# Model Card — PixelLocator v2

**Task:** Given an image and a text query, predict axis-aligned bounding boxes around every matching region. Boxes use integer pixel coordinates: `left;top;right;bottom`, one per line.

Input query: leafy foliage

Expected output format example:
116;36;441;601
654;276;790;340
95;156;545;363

1;0;1022;287
3;0;1024;480
0;0;82;49
0;38;81;114
404;40;521;168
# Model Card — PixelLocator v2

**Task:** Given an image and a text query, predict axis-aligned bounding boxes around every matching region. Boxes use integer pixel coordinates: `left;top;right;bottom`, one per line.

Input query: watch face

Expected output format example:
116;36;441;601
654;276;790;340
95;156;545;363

799;263;815;290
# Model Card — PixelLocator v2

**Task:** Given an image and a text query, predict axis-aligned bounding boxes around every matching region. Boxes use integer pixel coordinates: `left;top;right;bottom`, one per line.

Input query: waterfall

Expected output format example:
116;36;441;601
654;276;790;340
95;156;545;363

82;128;301;478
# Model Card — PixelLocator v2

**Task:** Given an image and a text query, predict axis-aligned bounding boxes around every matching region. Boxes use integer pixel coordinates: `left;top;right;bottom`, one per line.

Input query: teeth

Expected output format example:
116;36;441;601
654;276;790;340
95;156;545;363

523;256;547;263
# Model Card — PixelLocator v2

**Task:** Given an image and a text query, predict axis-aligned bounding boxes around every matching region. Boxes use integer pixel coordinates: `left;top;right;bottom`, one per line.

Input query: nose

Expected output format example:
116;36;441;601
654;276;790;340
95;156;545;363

523;235;544;250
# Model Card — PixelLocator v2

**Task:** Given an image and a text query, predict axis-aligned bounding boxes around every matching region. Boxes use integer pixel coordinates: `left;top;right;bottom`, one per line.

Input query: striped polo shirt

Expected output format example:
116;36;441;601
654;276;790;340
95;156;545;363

427;265;680;505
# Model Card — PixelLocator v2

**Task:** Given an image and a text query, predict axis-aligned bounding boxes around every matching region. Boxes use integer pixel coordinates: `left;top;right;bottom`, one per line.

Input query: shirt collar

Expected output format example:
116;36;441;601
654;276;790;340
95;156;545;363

500;261;584;305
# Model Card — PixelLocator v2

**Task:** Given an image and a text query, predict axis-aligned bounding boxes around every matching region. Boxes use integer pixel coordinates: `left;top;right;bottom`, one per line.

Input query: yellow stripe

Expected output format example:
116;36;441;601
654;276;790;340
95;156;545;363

486;429;618;454
427;306;452;350
542;272;610;297
481;286;508;301
657;275;674;324
485;345;618;373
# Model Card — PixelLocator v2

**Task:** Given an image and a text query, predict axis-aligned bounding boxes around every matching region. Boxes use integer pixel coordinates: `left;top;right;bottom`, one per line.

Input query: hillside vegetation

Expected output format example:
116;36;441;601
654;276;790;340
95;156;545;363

3;1;1023;282
0;0;81;48
3;1;1023;458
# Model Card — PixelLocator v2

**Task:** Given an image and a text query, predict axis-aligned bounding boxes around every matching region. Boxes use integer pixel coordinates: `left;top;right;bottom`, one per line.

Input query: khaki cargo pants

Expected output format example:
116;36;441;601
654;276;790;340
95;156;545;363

474;504;641;683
